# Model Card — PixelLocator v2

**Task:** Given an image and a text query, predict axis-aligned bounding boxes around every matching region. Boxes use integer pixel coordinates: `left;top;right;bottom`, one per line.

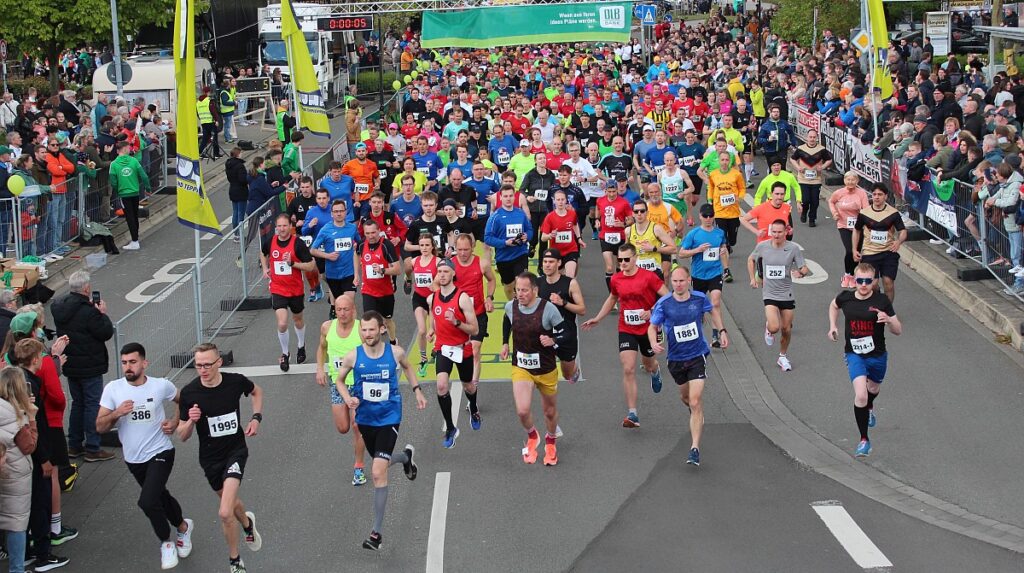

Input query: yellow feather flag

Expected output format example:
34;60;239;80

174;0;221;233
867;0;894;100
281;0;331;136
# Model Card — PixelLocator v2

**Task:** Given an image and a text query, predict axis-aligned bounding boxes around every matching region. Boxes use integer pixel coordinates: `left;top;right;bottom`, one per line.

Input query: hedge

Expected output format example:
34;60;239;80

355;70;399;95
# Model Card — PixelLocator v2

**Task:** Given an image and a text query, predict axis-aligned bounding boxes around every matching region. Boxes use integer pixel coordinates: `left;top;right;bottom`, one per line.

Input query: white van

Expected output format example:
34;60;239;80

91;54;214;125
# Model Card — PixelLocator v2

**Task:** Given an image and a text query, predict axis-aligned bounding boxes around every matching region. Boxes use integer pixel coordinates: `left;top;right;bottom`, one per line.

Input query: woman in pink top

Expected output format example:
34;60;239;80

829;171;870;288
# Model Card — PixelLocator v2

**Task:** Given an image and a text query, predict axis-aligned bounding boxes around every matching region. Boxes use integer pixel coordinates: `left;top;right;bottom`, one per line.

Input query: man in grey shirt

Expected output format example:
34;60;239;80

746;220;809;372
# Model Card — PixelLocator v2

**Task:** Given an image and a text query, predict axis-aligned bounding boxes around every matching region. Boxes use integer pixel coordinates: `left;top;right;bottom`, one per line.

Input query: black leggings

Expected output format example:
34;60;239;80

801;184;821;223
529;210;546;254
126;448;185;542
123;195;141;241
838;228;856;274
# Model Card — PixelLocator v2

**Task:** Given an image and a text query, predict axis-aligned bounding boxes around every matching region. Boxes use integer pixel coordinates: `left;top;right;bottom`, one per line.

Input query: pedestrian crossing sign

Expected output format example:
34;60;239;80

637;4;657;25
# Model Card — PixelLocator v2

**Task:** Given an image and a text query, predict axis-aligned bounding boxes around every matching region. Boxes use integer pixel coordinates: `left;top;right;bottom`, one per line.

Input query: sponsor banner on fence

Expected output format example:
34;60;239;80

849;138;882;182
927;194;959;236
819;119;848;175
794;104;820;141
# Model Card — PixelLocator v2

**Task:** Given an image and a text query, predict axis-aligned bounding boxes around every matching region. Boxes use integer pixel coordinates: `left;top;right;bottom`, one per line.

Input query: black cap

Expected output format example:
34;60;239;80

699;203;716;218
541;248;562;260
469;125;482;133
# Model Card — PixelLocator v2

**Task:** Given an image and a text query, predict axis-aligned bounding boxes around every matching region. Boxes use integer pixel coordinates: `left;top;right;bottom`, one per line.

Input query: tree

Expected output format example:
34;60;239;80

770;0;860;48
0;0;176;94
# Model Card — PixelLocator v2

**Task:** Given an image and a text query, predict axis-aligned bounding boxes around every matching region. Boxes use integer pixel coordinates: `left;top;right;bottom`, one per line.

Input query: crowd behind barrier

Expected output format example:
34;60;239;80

787;100;1024;301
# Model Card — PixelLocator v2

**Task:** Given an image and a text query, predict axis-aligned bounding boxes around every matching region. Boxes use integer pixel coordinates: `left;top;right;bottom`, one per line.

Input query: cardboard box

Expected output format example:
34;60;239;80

0;258;14;272
9;265;40;290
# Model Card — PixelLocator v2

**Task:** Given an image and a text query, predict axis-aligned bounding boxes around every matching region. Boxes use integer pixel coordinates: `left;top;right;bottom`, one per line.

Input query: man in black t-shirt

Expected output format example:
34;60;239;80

827;263;902;459
178;343;265;573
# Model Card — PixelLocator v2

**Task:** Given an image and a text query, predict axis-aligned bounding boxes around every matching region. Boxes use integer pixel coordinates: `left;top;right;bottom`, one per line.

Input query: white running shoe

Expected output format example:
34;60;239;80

929;238;944;245
1010;265;1023;275
764;325;775;346
123;241;141;250
777;354;792;371
243;511;262;551
161;541;179;570
176;518;193;558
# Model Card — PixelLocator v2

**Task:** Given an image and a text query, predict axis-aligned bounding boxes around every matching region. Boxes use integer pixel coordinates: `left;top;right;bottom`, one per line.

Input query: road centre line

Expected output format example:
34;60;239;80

426;472;451;573
811;500;893;571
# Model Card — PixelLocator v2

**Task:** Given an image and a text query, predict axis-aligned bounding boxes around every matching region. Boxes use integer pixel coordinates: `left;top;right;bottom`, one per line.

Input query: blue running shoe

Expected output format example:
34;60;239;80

470;412;482;431
651;368;663;394
622;412;640;428
312;287;325;302
855;439;871;457
443;427;460;449
686;447;700;467
868;409;876;428
592;230;598;240
352;467;367;486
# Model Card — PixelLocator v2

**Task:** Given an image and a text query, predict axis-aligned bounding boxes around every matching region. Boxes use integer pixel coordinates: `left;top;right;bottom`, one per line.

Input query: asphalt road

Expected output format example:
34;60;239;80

56;171;1024;571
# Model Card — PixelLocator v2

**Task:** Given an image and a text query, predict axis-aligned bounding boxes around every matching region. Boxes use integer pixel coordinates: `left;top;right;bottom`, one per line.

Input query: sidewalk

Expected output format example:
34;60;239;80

900;238;1024;353
39;99;377;298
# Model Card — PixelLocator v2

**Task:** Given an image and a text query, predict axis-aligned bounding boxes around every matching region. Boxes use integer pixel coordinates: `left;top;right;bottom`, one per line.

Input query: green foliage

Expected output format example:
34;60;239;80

0;0;176;92
4;77;55;100
771;0;860;48
356;70;399;95
883;1;940;27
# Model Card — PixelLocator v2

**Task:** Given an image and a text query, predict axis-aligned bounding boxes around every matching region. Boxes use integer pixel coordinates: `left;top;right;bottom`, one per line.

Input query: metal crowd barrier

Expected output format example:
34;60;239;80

787;100;1024;302
110;196;276;379
83;134;169;227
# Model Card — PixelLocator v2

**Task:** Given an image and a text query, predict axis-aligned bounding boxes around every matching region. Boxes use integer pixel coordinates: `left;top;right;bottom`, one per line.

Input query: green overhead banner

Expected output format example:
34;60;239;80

421;2;633;48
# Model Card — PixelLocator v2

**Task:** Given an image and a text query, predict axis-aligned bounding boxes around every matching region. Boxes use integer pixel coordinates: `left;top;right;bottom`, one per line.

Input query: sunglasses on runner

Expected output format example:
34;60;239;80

854;277;874;285
633;208;646;213
617;257;633;262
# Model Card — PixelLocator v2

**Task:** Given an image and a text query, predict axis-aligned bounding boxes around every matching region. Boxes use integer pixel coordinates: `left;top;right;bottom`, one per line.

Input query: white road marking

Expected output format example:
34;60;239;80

425;472;451;573
201;216;234;240
812;501;893;570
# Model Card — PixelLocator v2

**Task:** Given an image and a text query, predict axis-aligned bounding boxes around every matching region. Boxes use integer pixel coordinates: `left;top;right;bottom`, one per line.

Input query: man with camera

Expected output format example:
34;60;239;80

484;185;534;300
51;270;116;462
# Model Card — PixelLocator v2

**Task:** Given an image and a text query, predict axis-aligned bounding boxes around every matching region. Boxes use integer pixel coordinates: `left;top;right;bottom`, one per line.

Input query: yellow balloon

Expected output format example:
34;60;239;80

411;70;418;79
7;174;25;196
392;80;402;91
403;75;412;84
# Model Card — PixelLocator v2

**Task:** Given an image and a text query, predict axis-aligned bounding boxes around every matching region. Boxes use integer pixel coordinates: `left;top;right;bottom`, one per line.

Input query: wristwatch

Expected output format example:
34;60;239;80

251;413;263;423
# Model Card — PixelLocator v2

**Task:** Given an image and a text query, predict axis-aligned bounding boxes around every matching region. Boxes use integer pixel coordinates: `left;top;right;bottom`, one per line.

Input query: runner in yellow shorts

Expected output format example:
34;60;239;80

500;272;568;466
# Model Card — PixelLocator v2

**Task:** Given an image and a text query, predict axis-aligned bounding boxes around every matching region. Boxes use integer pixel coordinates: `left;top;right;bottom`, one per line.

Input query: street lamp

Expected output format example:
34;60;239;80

110;0;124;97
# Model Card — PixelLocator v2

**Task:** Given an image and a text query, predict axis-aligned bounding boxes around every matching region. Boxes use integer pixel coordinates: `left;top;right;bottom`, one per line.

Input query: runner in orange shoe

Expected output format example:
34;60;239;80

500;272;568;466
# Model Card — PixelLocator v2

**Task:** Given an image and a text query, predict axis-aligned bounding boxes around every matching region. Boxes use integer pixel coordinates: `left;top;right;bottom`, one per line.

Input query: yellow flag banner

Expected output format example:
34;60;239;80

282;0;331;137
867;0;894;99
174;0;221;233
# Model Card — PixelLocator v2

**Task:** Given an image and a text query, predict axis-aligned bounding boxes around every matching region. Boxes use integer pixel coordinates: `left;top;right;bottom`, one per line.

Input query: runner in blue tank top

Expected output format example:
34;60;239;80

334;311;428;552
648;267;729;468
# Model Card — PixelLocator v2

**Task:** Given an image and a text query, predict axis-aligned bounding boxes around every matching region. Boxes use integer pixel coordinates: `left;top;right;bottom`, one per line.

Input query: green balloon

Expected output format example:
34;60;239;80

411;70;419;79
392;80;402;91
404;75;412;84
